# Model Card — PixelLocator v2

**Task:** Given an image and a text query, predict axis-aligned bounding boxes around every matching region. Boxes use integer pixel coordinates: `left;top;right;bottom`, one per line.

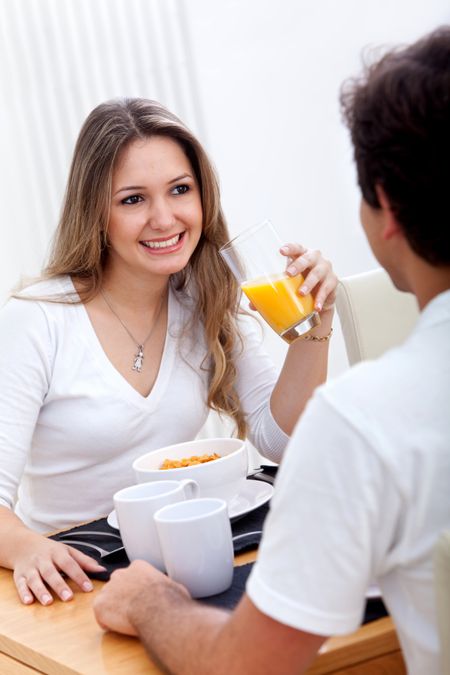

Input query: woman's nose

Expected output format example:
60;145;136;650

147;198;175;230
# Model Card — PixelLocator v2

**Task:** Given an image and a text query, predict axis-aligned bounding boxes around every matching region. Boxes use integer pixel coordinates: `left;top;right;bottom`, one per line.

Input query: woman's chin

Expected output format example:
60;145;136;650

145;258;190;279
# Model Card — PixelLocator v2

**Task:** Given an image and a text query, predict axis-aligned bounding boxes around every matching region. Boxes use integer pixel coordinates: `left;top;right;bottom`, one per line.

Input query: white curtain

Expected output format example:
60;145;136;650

0;0;205;300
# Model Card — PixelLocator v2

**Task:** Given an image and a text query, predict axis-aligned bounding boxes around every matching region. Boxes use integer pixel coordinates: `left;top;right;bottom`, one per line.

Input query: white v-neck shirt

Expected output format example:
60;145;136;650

0;276;287;532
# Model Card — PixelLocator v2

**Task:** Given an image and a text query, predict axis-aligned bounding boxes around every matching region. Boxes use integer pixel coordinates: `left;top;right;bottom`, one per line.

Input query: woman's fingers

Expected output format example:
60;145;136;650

283;247;322;278
312;275;338;311
57;546;106;591
16;567;54;606
14;574;35;605
39;560;74;601
66;545;106;572
13;542;106;606
296;262;327;295
280;243;337;310
280;243;306;259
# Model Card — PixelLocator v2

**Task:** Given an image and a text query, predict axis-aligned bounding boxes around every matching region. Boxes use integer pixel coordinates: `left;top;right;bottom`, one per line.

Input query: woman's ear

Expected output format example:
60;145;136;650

375;185;403;241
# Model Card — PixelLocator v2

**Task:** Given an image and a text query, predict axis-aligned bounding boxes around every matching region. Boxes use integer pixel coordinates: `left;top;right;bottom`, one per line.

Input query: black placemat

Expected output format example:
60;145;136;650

201;561;388;625
200;563;254;610
50;517;130;581
248;464;278;485
50;496;271;581
231;501;269;552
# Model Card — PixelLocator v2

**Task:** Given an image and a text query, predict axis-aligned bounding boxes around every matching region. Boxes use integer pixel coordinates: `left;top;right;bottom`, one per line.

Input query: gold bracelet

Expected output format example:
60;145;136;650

299;327;333;342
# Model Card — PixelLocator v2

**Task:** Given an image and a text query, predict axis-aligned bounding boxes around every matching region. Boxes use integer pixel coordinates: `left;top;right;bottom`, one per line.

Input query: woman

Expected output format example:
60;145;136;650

0;98;337;606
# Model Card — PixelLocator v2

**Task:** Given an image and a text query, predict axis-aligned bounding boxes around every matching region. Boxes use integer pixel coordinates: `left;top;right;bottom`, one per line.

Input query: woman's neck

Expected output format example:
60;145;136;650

100;266;170;313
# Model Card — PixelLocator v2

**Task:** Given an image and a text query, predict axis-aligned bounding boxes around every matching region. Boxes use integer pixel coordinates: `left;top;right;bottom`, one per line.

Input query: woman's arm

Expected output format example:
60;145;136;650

0;294;104;604
269;244;337;435
270;306;334;434
234;244;337;460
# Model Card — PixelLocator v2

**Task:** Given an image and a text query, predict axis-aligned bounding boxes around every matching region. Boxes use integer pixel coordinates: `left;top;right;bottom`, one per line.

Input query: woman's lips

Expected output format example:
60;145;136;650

140;232;185;254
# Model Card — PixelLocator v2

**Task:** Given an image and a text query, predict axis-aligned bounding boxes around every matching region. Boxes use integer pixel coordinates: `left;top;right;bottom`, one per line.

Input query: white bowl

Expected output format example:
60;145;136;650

133;438;248;504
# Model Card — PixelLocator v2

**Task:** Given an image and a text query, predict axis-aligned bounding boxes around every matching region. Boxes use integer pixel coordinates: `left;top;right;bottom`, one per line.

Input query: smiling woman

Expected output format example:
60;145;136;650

0;97;338;608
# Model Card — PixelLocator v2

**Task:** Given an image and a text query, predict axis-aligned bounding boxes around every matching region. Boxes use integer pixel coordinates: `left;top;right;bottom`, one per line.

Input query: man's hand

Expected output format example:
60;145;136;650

93;560;326;675
93;560;189;636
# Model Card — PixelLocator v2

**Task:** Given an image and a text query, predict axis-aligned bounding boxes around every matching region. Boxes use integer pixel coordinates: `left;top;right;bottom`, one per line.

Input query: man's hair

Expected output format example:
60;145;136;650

341;26;450;265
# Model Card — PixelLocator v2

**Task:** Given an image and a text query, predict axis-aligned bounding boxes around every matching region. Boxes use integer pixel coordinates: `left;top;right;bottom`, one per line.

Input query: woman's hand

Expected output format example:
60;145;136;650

281;243;338;312
12;531;105;605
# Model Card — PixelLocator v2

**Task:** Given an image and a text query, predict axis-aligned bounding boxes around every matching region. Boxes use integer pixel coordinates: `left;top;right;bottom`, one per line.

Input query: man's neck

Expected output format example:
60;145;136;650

405;256;450;310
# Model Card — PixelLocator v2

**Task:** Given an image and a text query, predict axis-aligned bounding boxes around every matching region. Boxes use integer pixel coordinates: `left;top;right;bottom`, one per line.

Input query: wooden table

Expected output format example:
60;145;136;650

0;551;406;674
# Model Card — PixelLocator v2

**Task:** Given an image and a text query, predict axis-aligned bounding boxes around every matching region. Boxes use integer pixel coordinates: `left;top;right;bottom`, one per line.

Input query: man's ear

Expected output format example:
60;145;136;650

375;185;402;241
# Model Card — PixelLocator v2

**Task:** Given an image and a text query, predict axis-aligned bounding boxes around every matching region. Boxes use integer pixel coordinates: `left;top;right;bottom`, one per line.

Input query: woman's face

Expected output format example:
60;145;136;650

106;135;203;281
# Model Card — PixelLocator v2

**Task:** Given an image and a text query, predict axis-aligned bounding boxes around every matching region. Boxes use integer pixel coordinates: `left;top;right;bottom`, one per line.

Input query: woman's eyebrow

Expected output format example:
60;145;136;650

168;173;192;184
113;185;145;196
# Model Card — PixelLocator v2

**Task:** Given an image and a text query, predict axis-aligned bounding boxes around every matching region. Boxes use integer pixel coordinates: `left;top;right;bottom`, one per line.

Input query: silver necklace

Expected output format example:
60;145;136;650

100;288;166;373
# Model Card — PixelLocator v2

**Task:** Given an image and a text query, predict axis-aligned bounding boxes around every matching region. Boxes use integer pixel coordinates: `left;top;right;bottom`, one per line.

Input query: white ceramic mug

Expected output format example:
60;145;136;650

154;497;234;598
113;479;199;571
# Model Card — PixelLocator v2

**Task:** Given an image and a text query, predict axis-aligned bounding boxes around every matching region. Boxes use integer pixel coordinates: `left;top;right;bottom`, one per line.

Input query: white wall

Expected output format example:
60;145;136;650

1;0;449;381
0;0;203;293
185;0;450;374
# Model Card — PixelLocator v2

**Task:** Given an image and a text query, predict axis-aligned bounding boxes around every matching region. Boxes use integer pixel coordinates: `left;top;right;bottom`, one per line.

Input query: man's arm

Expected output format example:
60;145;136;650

93;560;326;675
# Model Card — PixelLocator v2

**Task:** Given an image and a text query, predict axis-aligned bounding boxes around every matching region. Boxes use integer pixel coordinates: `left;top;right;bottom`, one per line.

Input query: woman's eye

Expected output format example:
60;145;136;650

121;194;143;205
171;184;190;196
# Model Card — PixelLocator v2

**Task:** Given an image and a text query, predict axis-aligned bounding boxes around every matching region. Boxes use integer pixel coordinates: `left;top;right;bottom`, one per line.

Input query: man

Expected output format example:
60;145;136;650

93;27;450;674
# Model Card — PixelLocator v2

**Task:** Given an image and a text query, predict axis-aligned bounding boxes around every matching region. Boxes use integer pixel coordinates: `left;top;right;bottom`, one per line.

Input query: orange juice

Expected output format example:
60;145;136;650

241;273;314;334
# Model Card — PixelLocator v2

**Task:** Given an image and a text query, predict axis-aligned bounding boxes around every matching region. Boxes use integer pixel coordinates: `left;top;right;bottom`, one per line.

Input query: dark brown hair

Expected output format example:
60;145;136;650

341;26;450;265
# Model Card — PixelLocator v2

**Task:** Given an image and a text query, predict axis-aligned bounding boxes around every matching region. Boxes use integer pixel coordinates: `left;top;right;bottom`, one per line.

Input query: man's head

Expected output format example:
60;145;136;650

341;27;450;272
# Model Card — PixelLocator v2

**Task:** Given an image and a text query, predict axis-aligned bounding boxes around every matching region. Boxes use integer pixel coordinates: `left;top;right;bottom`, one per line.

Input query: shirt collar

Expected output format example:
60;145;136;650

417;288;450;330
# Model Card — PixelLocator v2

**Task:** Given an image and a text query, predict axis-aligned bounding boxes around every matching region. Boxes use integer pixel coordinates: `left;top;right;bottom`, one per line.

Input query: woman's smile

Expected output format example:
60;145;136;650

140;231;186;254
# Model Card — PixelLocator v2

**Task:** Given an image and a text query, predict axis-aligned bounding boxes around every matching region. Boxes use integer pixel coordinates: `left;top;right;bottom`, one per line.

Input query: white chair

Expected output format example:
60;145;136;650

336;267;419;365
434;531;450;674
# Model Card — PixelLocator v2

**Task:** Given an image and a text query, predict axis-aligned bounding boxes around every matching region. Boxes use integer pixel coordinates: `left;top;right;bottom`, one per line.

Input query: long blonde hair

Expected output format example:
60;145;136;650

44;98;247;437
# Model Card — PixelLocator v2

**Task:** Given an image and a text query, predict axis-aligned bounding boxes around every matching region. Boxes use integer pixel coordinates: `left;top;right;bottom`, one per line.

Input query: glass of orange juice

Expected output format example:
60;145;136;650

219;220;320;343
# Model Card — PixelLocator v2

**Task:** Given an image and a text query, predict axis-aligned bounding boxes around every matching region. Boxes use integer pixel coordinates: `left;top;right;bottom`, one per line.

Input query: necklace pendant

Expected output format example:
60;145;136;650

132;345;144;373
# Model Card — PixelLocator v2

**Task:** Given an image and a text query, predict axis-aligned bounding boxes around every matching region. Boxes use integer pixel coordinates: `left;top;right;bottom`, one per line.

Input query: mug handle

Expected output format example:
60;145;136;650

179;479;200;499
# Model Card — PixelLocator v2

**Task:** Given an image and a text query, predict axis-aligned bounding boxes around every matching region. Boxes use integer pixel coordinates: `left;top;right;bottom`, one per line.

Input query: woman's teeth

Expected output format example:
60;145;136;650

142;234;181;249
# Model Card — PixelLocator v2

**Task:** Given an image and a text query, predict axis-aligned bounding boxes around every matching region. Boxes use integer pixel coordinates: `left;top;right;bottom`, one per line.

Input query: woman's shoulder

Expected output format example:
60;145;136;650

0;278;76;361
1;276;73;325
17;275;73;299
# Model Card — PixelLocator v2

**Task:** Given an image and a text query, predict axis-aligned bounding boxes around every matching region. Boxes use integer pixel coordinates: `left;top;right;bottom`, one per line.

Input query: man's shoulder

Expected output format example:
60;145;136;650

321;346;407;407
309;329;448;475
311;343;423;453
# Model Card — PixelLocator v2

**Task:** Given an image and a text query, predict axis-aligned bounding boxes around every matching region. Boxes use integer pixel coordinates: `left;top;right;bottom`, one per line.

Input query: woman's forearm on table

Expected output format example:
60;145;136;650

0;506;39;568
270;308;334;435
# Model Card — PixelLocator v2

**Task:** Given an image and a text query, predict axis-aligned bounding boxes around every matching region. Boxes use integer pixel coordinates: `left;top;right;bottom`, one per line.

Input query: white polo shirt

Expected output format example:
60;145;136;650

248;289;450;674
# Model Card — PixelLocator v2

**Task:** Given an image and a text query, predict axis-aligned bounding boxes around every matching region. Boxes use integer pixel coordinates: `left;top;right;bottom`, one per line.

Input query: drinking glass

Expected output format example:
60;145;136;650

220;220;320;343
